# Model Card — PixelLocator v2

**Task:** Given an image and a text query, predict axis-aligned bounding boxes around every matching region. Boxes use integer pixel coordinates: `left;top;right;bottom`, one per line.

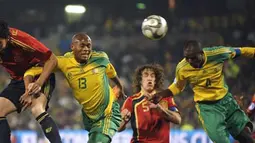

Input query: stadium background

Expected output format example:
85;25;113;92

1;0;255;142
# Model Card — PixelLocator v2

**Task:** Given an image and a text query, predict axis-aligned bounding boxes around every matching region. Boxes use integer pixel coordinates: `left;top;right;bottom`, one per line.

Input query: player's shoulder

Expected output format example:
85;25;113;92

63;52;74;57
56;52;74;67
9;27;21;35
9;27;29;38
57;52;74;59
176;59;189;72
161;97;177;106
91;51;109;59
129;92;143;100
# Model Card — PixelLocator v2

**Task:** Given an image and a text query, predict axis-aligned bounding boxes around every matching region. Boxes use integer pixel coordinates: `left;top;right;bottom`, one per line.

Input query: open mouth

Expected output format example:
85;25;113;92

147;81;153;86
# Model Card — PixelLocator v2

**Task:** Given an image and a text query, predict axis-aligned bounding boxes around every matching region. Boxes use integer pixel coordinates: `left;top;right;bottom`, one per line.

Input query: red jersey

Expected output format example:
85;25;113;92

0;28;52;80
122;92;178;143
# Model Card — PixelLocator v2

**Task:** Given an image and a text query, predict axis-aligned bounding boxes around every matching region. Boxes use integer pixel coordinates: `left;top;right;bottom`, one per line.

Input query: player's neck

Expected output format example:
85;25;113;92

75;57;88;65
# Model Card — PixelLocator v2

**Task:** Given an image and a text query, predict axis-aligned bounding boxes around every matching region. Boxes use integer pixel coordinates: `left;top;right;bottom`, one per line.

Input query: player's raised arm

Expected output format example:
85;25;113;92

204;46;255;60
236;47;255;58
106;63;126;100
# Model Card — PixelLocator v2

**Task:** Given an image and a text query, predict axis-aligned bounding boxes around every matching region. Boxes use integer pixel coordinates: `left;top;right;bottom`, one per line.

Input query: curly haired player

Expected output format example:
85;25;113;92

119;64;181;143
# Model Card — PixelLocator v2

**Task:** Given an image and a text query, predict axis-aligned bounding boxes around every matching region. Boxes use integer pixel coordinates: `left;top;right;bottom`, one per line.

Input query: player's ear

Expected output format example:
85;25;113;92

71;43;74;50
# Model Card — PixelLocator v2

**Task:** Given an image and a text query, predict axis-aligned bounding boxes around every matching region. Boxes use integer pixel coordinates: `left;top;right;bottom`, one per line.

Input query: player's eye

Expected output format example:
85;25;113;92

143;73;148;77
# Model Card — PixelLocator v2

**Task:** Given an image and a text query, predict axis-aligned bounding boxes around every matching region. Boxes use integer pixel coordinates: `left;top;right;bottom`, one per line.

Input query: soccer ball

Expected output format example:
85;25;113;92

141;15;168;40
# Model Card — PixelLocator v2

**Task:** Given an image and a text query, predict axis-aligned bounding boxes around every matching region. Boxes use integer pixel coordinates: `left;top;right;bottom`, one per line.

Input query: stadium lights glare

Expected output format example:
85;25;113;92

65;5;86;14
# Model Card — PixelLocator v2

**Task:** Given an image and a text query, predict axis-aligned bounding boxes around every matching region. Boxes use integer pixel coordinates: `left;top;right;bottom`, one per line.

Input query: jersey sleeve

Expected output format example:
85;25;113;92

106;63;117;78
167;97;179;112
159;97;178;112
239;47;255;58
24;67;43;77
121;97;133;113
168;67;186;96
205;46;241;61
10;28;52;62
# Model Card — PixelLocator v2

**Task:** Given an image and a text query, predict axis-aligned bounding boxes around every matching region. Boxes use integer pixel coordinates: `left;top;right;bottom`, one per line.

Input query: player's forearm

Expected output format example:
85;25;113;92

36;53;57;86
158;89;174;98
118;121;127;132
239;47;255;58
157;105;181;124
24;75;34;90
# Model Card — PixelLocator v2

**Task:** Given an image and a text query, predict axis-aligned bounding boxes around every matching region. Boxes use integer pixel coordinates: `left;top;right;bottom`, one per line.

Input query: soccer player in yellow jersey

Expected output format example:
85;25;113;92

22;33;125;143
148;40;255;143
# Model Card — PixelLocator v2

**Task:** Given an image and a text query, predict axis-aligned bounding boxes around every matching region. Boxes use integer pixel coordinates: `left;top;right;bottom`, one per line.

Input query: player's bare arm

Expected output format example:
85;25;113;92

149;89;174;103
236;47;255;58
28;54;57;95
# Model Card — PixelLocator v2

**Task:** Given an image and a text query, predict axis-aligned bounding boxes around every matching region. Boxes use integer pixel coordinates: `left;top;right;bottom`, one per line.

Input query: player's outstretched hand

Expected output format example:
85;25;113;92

27;82;41;95
121;109;131;122
19;92;32;111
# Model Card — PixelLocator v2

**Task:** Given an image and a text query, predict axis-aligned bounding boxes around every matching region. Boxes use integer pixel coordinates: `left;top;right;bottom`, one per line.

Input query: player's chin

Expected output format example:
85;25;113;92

146;87;154;93
80;56;89;61
190;63;199;68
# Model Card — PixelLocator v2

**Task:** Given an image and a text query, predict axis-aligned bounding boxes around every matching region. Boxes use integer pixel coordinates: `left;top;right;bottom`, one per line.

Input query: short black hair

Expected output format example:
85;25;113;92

0;20;10;39
184;40;202;51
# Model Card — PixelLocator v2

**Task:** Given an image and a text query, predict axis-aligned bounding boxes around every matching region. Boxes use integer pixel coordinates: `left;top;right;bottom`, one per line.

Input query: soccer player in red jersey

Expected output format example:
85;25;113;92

0;20;61;143
118;64;181;143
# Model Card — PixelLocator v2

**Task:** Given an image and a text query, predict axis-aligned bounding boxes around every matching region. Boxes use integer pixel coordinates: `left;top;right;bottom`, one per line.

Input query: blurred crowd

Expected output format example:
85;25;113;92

0;2;254;135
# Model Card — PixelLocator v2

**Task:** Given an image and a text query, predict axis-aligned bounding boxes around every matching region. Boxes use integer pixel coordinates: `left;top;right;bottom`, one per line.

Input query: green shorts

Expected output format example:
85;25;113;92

82;101;122;142
195;93;252;143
